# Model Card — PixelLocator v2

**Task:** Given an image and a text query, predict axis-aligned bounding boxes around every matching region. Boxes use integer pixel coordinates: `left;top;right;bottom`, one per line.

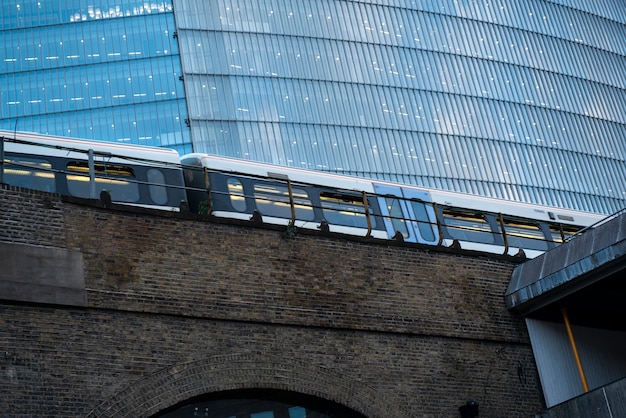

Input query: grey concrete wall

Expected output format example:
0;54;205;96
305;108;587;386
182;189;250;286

0;241;86;306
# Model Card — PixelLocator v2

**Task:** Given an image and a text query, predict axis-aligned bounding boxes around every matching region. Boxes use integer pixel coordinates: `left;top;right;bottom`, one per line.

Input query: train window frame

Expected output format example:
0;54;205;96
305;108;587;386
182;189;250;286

227;177;247;212
253;182;315;221
320;191;373;229
3;155;56;192
549;223;583;244
442;208;495;244
502;217;548;250
66;160;140;202
66;161;135;177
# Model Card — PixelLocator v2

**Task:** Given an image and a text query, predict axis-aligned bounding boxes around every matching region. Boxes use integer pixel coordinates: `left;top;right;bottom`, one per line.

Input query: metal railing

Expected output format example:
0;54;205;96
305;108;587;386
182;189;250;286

3;135;606;254
184;165;578;254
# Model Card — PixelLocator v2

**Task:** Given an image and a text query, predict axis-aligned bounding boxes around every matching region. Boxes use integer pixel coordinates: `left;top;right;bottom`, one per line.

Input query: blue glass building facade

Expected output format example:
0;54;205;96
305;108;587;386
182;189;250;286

1;1;191;153
2;1;626;214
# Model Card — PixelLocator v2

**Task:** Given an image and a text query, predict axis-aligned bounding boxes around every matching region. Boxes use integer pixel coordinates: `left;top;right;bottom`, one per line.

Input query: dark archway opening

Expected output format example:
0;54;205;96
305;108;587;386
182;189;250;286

153;388;368;418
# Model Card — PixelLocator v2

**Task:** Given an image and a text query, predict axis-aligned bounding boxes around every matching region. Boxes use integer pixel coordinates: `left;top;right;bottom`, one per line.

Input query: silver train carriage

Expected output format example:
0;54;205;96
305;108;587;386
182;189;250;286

1;130;187;211
0;130;605;257
181;153;606;258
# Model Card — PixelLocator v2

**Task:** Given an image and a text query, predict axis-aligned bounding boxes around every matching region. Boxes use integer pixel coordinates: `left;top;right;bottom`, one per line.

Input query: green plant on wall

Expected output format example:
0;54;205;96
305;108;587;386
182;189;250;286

197;200;210;215
282;220;297;239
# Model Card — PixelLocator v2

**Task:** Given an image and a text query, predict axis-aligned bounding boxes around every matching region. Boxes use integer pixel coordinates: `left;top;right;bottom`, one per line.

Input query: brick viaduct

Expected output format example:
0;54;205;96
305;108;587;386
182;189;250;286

0;185;543;417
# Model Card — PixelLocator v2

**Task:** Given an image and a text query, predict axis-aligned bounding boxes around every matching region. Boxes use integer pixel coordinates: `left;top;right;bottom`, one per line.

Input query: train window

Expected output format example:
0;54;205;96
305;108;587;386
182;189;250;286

227;177;247;212
66;161;135;177
443;209;494;243
146;168;168;205
66;161;139;202
384;197;409;237
3;155;56;192
320;192;371;228
409;200;436;241
254;183;314;221
503;218;548;250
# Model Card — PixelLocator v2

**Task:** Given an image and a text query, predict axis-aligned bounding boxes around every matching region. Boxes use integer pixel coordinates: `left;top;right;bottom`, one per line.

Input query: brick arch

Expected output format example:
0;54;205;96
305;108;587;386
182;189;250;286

86;352;412;418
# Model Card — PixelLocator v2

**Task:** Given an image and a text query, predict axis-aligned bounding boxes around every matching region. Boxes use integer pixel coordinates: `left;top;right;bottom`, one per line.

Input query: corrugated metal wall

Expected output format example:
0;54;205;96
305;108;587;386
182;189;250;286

526;318;626;407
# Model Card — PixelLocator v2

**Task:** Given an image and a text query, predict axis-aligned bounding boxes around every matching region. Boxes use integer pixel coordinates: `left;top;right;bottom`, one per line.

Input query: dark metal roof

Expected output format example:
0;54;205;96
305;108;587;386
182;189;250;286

505;210;626;330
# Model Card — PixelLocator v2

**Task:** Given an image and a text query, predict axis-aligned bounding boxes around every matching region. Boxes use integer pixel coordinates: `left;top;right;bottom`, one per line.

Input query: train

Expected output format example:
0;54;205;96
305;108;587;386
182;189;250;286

1;130;607;258
0;129;187;210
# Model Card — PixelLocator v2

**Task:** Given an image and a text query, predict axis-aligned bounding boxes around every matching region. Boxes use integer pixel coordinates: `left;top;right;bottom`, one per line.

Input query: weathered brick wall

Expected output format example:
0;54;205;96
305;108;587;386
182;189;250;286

0;185;66;247
0;185;544;417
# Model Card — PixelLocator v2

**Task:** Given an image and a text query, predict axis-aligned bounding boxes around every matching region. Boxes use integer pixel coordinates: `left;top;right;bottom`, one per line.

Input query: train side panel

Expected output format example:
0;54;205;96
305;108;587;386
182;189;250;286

181;154;387;238
181;153;607;258
2;130;187;210
374;184;440;244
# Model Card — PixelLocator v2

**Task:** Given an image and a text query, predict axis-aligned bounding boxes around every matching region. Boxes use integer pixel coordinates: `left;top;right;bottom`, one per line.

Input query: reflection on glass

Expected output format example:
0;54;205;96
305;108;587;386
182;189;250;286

175;1;625;215
3;156;55;192
443;209;494;244
227;177;247;212
253;183;314;220
157;392;364;418
1;1;190;152
320;192;370;228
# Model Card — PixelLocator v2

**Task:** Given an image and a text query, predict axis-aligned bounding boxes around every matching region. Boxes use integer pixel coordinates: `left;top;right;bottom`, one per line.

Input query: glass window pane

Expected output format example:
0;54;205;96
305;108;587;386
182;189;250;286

384;197;409;238
66;161;139;202
227;177;246;212
147;168;168;205
503;217;548;250
320;191;371;228
443;209;494;243
3;155;56;192
254;182;314;221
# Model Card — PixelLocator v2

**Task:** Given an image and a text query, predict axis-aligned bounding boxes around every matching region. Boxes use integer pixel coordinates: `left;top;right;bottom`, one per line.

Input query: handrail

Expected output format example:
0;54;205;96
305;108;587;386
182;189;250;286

184;165;593;251
5;149;583;252
362;191;373;238
3;135;603;251
0;135;4;184
203;166;213;215
286;178;297;225
498;213;509;256
200;183;571;255
564;207;625;242
433;202;445;246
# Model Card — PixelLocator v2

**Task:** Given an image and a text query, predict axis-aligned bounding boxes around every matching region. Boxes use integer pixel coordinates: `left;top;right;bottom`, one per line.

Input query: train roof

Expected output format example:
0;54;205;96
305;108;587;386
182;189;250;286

182;153;378;194
1;130;181;166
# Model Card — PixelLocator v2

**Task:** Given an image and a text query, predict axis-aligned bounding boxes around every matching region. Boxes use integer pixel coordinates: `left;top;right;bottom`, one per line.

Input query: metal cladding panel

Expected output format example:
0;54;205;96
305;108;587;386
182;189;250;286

573;327;626;391
526;319;626;408
526;318;584;407
174;0;626;215
0;1;192;154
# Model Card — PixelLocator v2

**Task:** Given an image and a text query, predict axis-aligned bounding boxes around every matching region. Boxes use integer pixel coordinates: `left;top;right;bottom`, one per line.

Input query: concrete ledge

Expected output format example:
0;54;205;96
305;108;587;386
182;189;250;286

0;241;86;307
505;212;626;312
546;377;626;418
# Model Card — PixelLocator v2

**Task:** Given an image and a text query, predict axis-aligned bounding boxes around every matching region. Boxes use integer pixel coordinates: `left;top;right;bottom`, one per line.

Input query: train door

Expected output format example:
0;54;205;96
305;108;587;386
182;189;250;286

374;184;439;244
375;184;412;241
400;188;439;245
